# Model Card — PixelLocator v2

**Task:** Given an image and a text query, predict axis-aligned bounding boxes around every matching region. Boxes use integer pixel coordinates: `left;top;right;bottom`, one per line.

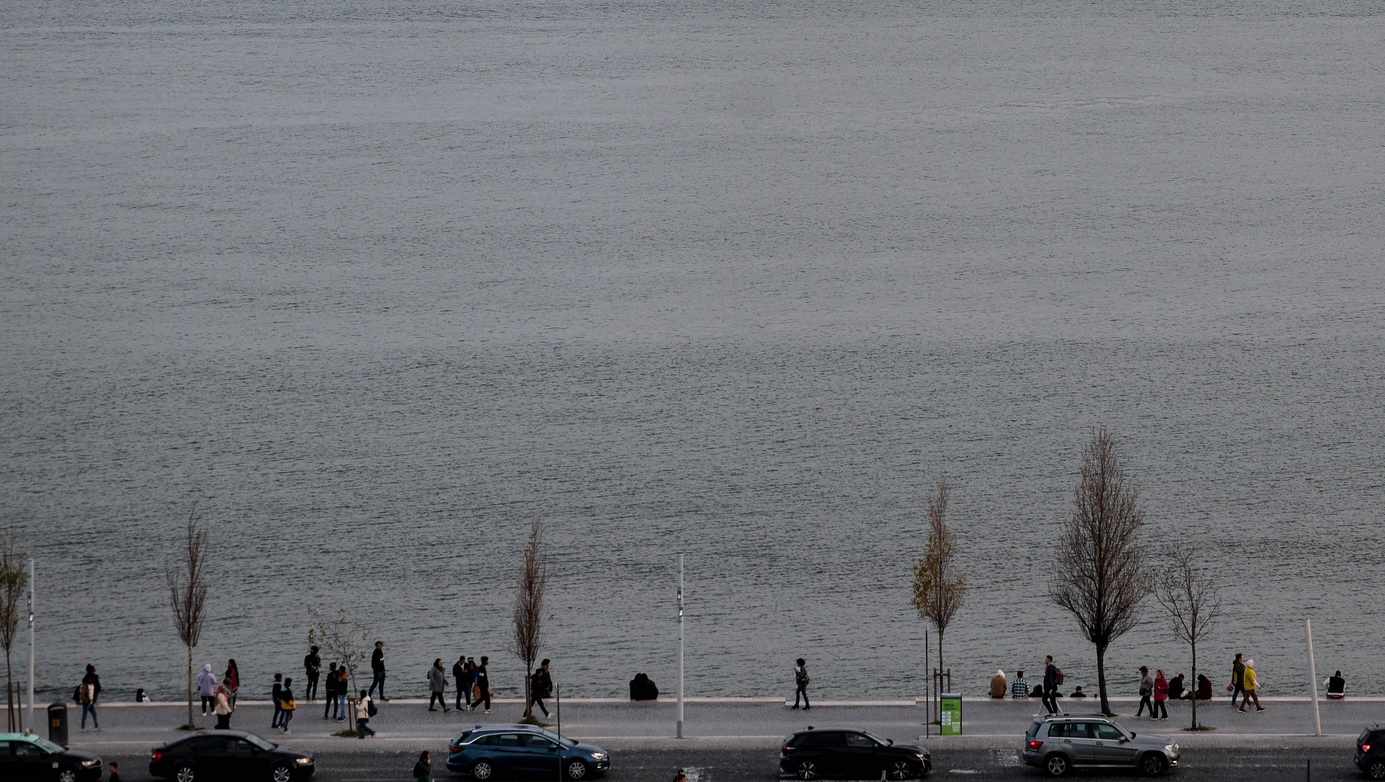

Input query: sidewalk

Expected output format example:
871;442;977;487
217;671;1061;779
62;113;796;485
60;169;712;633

46;696;1384;753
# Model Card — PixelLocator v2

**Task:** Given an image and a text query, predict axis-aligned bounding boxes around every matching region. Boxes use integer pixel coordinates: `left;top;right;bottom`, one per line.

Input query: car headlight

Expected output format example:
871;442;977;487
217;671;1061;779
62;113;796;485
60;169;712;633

295;756;314;765
590;752;608;760
81;759;101;768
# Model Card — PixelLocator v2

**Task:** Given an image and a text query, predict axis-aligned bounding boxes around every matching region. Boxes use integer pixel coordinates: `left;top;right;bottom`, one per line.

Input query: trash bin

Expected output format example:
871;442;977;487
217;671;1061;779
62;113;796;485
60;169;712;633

48;702;69;747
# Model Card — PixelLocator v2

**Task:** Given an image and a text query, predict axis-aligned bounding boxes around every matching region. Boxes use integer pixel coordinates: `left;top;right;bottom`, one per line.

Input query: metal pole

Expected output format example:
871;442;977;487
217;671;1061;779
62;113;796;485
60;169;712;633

27;557;35;734
677;554;685;739
1306;619;1322;737
923;628;929;737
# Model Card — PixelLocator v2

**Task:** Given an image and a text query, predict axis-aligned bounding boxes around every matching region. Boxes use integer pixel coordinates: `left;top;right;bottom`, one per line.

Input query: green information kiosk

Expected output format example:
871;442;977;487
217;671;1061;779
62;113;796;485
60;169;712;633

939;692;963;736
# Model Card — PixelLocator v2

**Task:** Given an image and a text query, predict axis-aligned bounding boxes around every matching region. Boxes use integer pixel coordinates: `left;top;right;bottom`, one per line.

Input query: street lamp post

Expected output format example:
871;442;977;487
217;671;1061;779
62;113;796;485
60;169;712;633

677;554;685;740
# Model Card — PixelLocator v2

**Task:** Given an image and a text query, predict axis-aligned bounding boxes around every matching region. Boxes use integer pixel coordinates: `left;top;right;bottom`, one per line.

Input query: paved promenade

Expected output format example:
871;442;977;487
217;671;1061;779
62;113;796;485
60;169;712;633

45;695;1385;751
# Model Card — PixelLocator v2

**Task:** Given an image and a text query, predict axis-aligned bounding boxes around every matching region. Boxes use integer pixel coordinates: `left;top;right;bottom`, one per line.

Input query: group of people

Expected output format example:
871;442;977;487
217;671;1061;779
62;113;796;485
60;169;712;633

424;654;496;714
1133;666;1214;719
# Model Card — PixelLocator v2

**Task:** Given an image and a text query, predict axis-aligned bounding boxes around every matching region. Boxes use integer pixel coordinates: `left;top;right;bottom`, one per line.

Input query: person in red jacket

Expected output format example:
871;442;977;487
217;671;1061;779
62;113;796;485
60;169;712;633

1153;670;1169;720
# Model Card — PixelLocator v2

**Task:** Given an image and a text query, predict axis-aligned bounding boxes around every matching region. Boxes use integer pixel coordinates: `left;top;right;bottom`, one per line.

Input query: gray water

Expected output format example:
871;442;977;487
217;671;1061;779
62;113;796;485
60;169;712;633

3;0;1384;702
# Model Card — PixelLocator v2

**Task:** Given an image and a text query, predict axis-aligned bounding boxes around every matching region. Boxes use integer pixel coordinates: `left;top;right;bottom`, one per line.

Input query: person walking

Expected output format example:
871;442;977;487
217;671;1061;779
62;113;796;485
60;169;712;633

530;658;554;718
1153;670;1169;719
413;750;433;782
79;664;102;730
335;666;350;720
279;677;297;733
323;662;340;719
427;658;450;712
1239;659;1264;712
223;659;241;708
369;641;388;700
1230;653;1245;708
213;683;234;730
792;658;811;710
355;689;377;738
304;645;322;701
196;664;218;717
452;656;467;711
471;656;491;713
107;761;121;782
270;672;285;729
1135;666;1154;718
1041;655;1060;715
460;658;476;709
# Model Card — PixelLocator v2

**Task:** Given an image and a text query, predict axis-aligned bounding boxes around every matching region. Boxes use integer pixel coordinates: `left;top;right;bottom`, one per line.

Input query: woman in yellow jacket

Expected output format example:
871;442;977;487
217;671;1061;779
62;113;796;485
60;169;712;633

1239;659;1264;712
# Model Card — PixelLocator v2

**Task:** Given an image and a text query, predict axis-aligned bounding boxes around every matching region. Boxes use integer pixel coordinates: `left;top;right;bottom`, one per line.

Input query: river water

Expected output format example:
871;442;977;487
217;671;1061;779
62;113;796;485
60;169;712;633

3;0;1384;701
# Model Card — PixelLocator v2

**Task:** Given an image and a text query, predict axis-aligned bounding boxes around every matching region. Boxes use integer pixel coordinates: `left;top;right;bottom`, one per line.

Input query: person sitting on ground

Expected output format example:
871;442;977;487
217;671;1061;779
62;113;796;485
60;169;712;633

989;669;1008;699
1195;673;1213;700
1011;670;1028;698
1069;686;1086;698
673;771;689;782
1326;671;1345;699
630;672;659;701
1029;683;1045;698
1168;673;1186;700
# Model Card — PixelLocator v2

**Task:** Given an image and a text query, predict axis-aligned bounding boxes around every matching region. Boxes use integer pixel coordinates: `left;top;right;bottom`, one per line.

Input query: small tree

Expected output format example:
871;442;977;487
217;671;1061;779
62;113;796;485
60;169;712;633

1;529;28;731
511;520;547;720
308;609;370;736
911;480;966;690
166;509;209;730
1153;548;1221;731
1050;427;1149;717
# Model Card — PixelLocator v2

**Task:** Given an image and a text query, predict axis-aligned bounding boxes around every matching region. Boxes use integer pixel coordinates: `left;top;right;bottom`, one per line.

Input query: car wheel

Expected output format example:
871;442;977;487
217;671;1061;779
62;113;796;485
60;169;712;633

1368;760;1385;780
1043;753;1070;778
471;760;493;780
565;759;589;779
58;769;78;782
176;765;197;782
796;759;819;780
271;763;294;782
887;759;918;779
1140;753;1168;777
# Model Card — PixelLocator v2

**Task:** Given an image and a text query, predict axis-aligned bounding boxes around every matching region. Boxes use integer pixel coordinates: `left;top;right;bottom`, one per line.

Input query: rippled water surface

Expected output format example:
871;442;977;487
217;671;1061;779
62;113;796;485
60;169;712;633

3;0;1384;700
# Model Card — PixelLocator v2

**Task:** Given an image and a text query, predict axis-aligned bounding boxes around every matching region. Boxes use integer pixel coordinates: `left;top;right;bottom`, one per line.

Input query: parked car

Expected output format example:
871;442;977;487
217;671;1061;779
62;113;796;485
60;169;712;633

1357;725;1385;779
778;727;930;779
1020;714;1179;777
0;732;103;781
148;730;315;782
446;724;610;780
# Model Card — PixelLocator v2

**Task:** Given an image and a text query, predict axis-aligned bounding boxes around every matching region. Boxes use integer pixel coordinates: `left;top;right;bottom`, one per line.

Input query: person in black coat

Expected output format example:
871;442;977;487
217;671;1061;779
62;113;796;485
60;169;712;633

530;659;554;717
452;657;467;711
304;646;322;701
323;663;340;719
369;641;388;700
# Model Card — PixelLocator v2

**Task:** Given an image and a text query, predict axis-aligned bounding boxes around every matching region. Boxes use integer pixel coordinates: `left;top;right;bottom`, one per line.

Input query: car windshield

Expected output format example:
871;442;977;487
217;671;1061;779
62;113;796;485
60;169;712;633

31;737;65;753
242;734;276;751
1026;721;1042;740
537;728;578;748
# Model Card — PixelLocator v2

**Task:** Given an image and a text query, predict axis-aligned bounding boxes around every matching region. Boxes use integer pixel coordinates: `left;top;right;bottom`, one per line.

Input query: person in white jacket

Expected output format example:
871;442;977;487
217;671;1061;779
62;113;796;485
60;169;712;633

196;664;218;716
355;689;377;737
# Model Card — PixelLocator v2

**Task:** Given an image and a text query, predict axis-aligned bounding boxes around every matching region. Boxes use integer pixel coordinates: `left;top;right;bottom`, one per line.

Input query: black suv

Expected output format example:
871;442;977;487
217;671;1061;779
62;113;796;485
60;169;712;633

1358;725;1385;779
779;728;930;779
149;731;315;782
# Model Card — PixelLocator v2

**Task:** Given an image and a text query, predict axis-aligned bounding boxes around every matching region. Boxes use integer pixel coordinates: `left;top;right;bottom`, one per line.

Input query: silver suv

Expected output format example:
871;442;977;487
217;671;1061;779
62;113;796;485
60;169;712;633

1020;714;1180;777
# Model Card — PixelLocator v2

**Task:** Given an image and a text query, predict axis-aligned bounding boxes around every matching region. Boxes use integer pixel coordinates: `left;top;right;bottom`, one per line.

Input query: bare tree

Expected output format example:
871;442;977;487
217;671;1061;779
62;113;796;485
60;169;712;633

912;480;966;687
1050;427;1149;717
0;529;28;731
511;520;547;721
308;609;370;735
166;509;209;729
1153;548;1221;730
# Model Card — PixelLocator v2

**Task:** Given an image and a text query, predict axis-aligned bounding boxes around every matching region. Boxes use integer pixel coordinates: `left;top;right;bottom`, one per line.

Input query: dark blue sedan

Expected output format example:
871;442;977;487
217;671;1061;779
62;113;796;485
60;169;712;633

446;725;610;780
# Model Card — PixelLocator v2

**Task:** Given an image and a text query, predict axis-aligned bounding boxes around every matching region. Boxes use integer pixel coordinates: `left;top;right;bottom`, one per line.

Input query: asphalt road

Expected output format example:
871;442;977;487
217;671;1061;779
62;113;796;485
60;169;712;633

92;744;1368;781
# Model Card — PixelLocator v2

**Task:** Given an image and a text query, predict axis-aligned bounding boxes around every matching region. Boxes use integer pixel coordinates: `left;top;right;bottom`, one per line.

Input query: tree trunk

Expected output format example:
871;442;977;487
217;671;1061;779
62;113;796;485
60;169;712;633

1190;641;1198;730
1096;644;1112;716
522;659;532;719
937;629;944;696
6;651;13;732
186;644;193;729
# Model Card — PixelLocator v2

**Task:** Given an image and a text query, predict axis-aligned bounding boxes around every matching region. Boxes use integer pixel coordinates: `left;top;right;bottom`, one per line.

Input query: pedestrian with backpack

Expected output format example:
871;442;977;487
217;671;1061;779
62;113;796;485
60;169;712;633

356;689;378;737
78;664;102;730
530;659;554;718
792;658;811;710
270;672;284;729
1042;655;1061;714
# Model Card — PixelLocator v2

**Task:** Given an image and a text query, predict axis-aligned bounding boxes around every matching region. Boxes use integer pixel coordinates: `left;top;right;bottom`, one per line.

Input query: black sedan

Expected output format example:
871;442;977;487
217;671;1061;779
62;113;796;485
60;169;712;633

0;732;103;781
149;731;315;782
779;728;930;780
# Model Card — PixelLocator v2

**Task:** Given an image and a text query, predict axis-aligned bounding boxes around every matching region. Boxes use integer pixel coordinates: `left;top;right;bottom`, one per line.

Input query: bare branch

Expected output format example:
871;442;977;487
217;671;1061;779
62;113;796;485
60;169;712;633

511;520;547;718
166;506;209;728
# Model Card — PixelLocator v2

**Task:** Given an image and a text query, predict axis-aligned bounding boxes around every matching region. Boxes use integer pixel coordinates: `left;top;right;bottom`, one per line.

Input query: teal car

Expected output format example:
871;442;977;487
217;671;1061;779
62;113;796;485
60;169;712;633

0;733;103;781
446;725;609;780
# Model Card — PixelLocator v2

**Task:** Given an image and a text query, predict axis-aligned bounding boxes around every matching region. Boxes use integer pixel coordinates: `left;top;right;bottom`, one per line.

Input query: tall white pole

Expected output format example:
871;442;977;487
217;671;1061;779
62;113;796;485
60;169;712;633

677;554;685;740
27;557;35;734
1306;619;1322;737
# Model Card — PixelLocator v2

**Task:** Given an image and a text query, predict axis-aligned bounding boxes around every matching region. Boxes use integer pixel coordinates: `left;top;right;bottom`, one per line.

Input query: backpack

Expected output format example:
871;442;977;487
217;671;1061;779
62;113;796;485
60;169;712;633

1055;669;1065;685
795;668;809;686
367;699;379;717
